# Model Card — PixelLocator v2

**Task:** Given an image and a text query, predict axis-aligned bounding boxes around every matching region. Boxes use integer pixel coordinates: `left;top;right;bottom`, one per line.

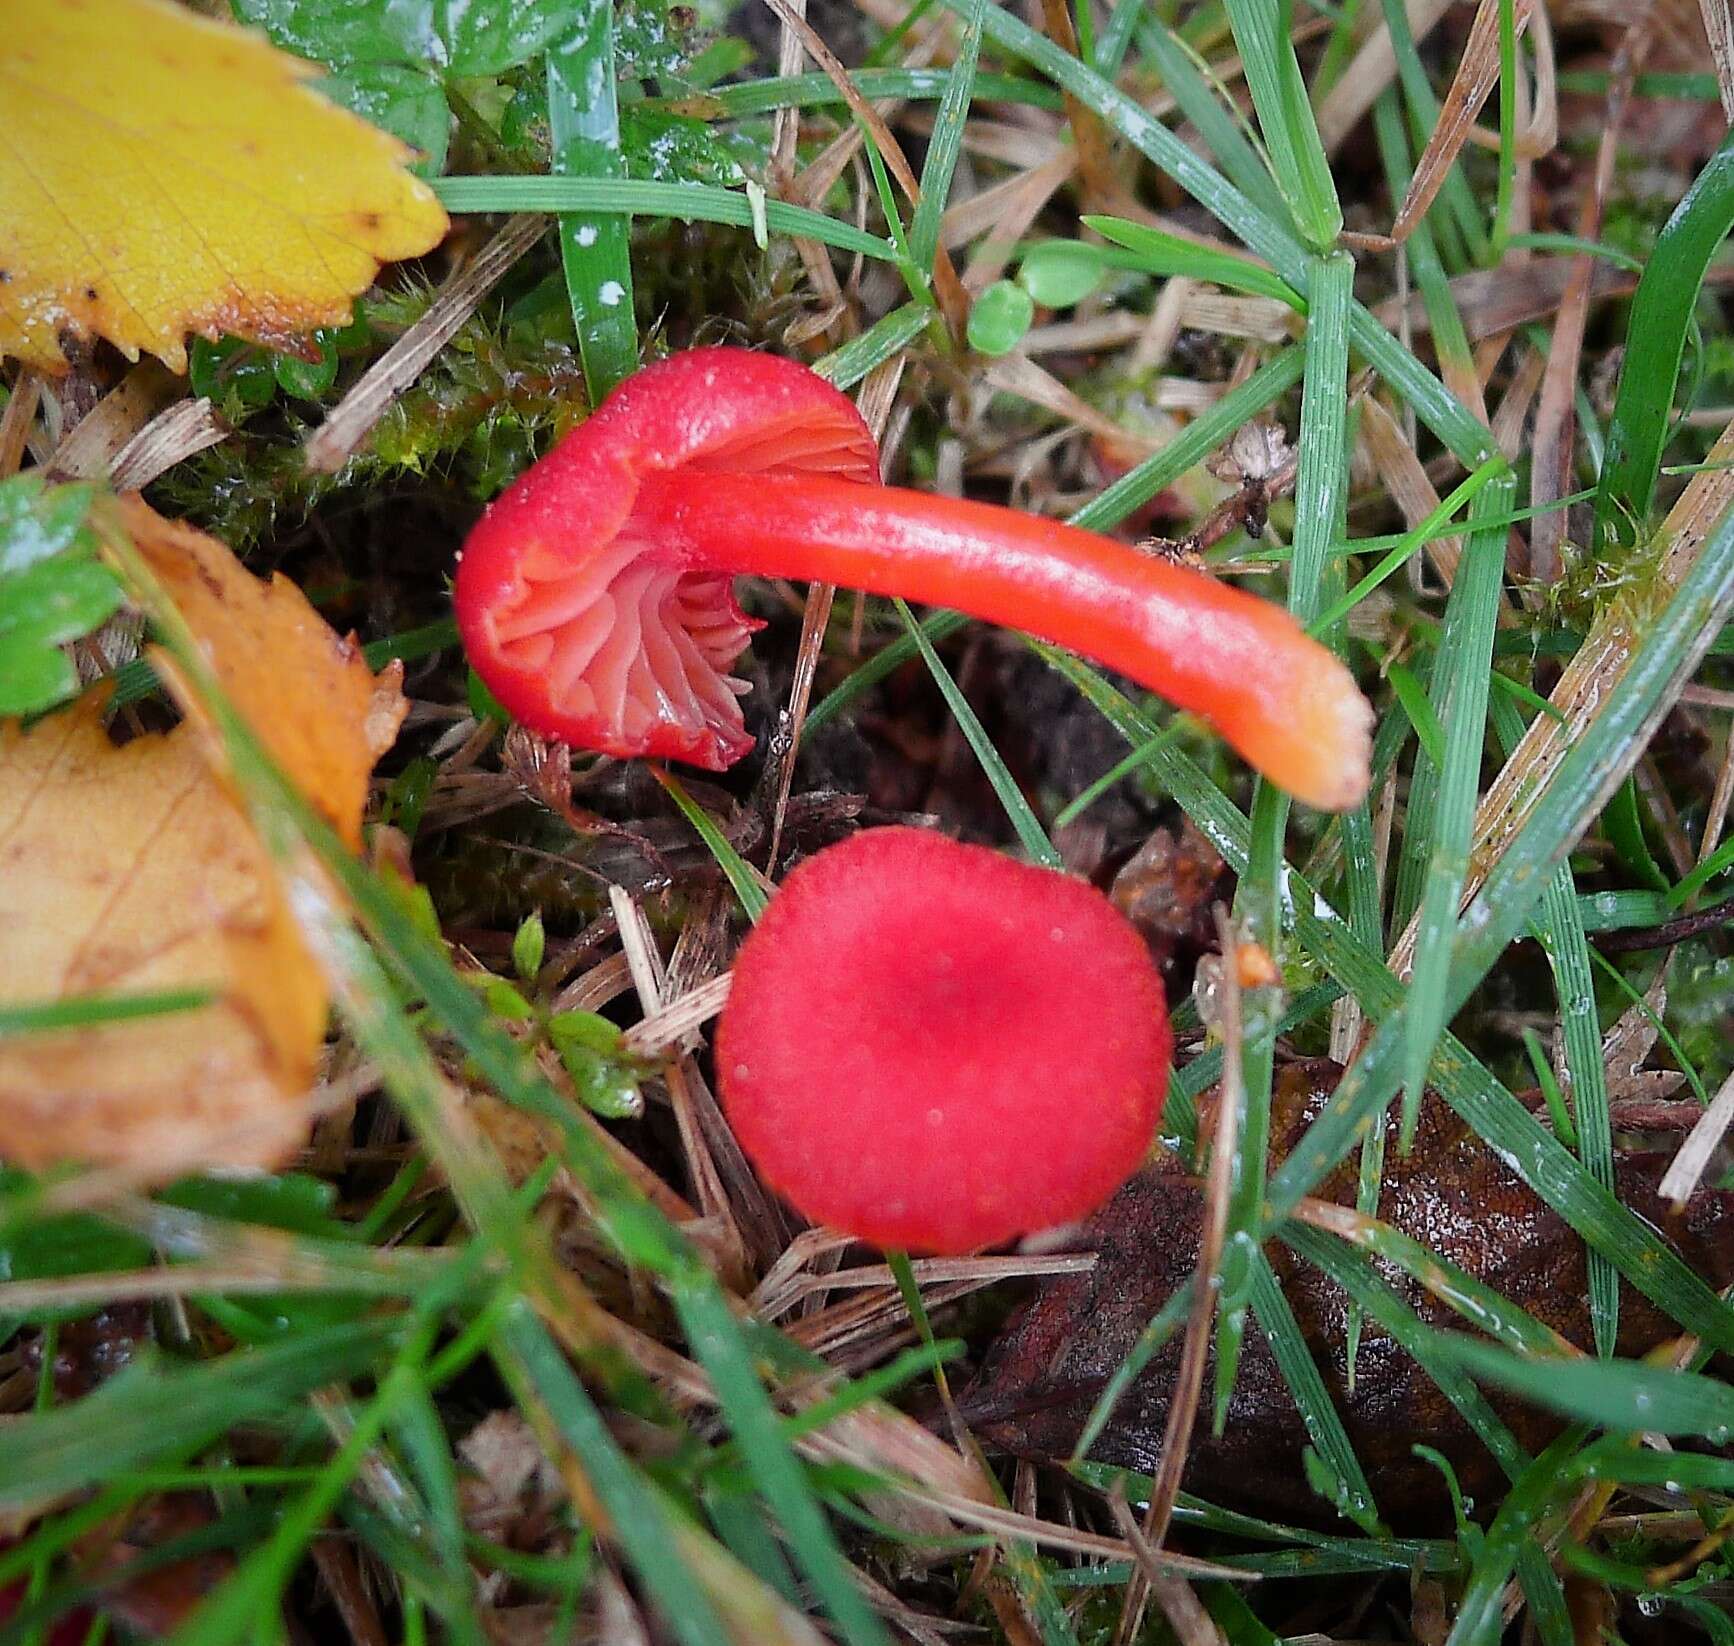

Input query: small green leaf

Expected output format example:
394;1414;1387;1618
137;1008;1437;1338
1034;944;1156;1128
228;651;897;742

272;331;341;400
512;912;547;983
966;279;1034;356
0;475;122;716
549;1011;642;1118
467;666;508;724
1017;243;1104;308
317;62;450;176
483;979;535;1021
233;0;572;77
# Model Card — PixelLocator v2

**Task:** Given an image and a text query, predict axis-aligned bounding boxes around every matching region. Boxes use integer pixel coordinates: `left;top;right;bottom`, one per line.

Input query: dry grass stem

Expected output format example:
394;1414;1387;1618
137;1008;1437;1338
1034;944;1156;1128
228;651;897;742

1317;0;1456;152
1529;9;1652;582
109;396;228;490
1391;0;1535;245
304;213;547;473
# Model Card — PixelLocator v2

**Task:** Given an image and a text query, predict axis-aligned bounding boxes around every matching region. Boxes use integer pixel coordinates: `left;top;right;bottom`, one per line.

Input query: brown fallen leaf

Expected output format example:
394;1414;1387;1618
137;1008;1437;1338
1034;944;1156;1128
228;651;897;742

0;504;405;1173
966;1058;1734;1528
122;497;405;850
71;1495;235;1638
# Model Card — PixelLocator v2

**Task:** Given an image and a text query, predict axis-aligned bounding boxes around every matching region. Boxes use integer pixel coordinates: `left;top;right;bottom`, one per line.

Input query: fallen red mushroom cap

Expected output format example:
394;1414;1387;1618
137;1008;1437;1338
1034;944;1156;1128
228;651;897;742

714;827;1173;1255
454;347;1372;811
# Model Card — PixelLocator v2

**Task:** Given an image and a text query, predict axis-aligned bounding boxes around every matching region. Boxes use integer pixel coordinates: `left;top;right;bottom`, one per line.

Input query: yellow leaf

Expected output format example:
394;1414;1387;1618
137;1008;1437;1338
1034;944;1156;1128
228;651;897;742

0;508;406;1175
0;0;449;374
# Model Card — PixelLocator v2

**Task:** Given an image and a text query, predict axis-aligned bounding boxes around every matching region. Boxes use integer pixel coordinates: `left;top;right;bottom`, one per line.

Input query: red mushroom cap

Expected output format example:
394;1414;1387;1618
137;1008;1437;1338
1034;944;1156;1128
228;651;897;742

715;828;1172;1254
454;348;880;768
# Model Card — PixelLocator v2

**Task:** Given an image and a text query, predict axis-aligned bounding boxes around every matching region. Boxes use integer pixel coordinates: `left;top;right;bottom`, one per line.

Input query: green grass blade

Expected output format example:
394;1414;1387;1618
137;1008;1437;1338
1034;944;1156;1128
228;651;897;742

1082;216;1303;305
699;67;1061;116
1595;127;1734;551
1222;0;1341;247
0;987;213;1035
547;0;638;400
938;0;1491;464
671;1285;893;1646
1069;348;1306;530
1034;650;1734;1354
1290;1207;1566;1358
1248;1251;1378;1528
1215;252;1351;1422
1430;1332;1734;1439
1490;696;1618;1357
433;176;894;260
1135;17;1293;227
656;769;770;921
909;0;981;270
1399;479;1513;1144
1262;500;1734;1348
117;538;891;1646
1376;0;1489;266
813;302;930;389
0;1323;397;1506
497;1307;737;1646
1445;1430;1587;1646
1373;92;1478;410
1281;1224;1526;1486
1309;455;1506;637
894;598;1061;867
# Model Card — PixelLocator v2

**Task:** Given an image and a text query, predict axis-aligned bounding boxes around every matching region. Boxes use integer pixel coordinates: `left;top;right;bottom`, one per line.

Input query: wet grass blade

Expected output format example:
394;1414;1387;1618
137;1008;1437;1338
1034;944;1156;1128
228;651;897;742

895;598;1061;867
1248;1252;1378;1529
1446;1430;1587;1646
1135;16;1292;227
1262;496;1734;1349
547;0;638;400
909;0;981;271
1223;0;1341;247
1400;479;1513;1145
1280;1224;1526;1486
1215;252;1351;1423
1430;1332;1734;1439
1035;650;1734;1354
1490;696;1618;1357
1595;127;1734;551
1068;348;1306;530
433;176;894;261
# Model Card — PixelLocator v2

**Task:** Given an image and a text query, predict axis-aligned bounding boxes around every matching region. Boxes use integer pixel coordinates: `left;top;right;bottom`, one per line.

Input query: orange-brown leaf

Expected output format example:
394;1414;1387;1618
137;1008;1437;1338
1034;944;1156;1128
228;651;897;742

0;694;325;1172
0;509;406;1174
0;0;449;373
122;496;406;850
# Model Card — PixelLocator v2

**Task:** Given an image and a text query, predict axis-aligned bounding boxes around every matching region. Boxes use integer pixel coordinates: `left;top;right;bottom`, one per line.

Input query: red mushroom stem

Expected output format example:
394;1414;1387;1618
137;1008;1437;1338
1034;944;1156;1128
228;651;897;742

454;348;1372;811
631;470;1368;810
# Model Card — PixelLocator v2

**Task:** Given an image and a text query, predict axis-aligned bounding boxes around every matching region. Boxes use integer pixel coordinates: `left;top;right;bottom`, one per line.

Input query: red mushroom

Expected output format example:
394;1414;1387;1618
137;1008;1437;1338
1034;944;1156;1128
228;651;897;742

713;827;1172;1254
454;347;1372;811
